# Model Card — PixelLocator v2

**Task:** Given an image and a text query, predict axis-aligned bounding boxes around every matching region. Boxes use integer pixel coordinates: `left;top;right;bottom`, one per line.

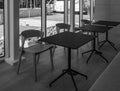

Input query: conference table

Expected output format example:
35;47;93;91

78;25;111;63
93;20;120;51
39;32;94;91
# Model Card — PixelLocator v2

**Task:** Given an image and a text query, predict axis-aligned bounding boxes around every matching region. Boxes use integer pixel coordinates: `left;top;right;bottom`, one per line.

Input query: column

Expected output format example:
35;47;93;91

5;0;19;65
64;0;68;24
41;0;46;37
70;0;75;32
79;0;83;26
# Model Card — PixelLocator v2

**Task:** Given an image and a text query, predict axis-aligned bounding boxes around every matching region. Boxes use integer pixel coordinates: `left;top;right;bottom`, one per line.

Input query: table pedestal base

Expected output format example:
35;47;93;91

49;68;88;91
83;49;109;63
98;40;117;51
98;31;117;51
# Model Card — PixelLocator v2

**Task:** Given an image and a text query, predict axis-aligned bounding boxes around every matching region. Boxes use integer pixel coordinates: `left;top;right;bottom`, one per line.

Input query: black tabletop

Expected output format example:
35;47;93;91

93;20;120;27
39;32;94;49
78;25;111;33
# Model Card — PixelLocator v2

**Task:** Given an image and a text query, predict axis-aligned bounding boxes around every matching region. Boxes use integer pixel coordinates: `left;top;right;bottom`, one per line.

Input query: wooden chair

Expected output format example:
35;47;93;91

17;29;54;82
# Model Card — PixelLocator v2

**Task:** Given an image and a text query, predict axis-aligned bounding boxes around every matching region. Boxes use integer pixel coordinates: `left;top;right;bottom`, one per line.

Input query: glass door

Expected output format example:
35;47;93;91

19;0;42;48
75;0;80;27
46;0;64;36
82;0;90;20
0;0;4;57
82;0;95;21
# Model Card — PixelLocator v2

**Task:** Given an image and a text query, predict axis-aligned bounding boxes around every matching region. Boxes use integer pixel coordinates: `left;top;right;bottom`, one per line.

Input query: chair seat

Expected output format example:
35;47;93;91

24;44;53;54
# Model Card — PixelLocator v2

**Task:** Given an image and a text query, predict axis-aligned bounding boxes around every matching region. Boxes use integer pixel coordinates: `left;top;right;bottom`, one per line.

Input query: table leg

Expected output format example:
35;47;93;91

98;31;117;51
70;71;78;91
49;70;67;87
49;48;88;91
82;49;93;56
86;32;109;63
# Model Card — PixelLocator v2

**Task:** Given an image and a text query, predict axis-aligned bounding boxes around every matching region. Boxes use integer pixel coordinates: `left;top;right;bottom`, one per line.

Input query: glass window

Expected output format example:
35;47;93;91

46;0;64;36
75;0;79;27
19;0;42;48
68;0;70;24
83;0;90;20
0;0;4;57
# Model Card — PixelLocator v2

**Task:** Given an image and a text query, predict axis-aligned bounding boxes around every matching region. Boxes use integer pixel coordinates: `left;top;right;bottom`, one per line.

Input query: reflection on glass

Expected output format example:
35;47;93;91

46;0;64;36
68;0;70;24
0;0;4;57
19;0;41;48
83;0;90;20
75;0;79;27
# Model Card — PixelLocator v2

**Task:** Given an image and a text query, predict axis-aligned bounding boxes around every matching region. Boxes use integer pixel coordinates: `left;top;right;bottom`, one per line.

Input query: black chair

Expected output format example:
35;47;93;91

80;19;101;57
81;19;100;46
55;23;81;57
81;19;92;33
17;29;54;82
56;23;71;33
52;23;71;54
81;19;92;25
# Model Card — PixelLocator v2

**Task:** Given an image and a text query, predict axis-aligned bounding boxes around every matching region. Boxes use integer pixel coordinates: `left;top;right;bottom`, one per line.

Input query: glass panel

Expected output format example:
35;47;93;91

83;0;90;20
19;0;42;48
46;0;64;36
93;0;95;20
68;0;70;24
0;0;4;57
75;0;79;27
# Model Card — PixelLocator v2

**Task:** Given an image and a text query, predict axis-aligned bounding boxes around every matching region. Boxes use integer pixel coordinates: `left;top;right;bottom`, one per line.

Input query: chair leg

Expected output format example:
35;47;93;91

33;54;37;82
77;48;79;57
64;47;66;51
50;48;54;71
70;72;78;91
17;51;23;75
96;33;99;46
36;54;40;64
52;45;56;56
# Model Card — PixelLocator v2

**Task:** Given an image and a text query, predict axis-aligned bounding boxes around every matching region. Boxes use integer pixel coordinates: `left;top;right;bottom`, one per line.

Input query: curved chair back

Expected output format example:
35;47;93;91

20;29;44;49
56;23;71;34
21;29;44;40
18;30;54;82
81;19;92;25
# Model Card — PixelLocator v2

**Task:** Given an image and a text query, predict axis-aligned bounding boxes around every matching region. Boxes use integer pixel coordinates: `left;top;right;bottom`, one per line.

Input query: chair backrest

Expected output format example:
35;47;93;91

56;23;71;34
20;29;44;49
21;29;44;40
81;19;92;25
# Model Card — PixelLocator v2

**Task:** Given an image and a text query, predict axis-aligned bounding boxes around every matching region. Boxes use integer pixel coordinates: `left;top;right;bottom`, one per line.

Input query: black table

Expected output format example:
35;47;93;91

93;20;120;27
79;25;110;63
93;20;120;51
39;32;94;91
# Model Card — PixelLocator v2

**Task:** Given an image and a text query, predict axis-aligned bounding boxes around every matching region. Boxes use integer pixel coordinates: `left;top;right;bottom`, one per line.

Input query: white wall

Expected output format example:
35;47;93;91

110;0;120;21
94;0;120;21
94;0;111;21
